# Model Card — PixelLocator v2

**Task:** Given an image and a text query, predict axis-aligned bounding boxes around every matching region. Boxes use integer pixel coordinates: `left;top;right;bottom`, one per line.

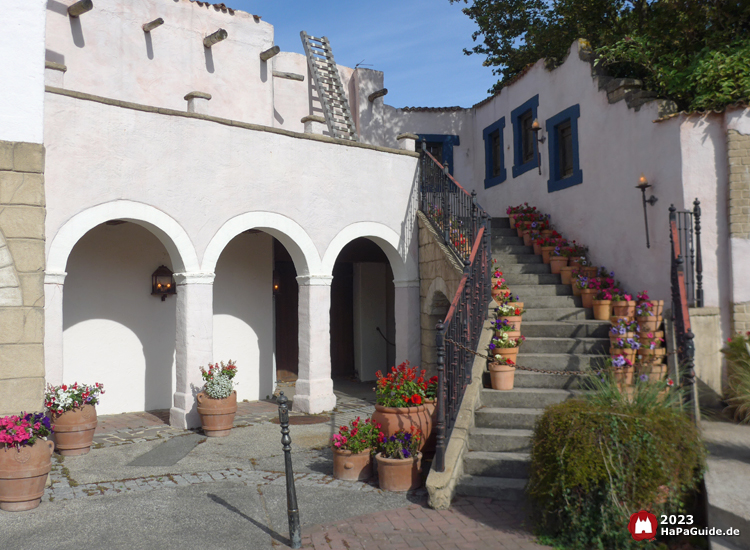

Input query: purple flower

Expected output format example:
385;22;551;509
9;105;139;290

626;338;636;346
610;326;619;335
640;374;649;382
489;343;496;350
402;449;411;459
531;222;537;228
650;342;656;350
618;326;626;335
612;356;627;368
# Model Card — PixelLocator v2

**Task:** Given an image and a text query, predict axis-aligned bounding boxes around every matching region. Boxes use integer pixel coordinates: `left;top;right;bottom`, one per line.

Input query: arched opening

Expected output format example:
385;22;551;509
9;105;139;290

273;238;299;382
330;238;396;382
63;221;177;415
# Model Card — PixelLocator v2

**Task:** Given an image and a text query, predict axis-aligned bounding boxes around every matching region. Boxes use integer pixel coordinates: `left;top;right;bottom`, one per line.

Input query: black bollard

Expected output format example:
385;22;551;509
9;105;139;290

277;392;301;548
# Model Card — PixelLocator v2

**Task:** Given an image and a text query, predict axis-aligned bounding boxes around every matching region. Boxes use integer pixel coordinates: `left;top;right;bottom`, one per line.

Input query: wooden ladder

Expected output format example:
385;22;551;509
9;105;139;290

300;31;358;142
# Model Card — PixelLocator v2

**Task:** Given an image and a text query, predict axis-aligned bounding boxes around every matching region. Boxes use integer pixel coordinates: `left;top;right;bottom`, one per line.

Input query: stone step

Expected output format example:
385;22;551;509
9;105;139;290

491;254;543;264
474;407;544;430
522;295;582;308
490;228;518;237
515;353;603;371
468;427;533;452
517;307;593;322
462;451;530;478
505;370;587;389
480;387;581;409
490;217;511;229
503;273;561;285
500;264;552;274
506;284;572;296
492;236;525;245
492;244;534;255
455;475;526;500
520;320;610;338
522;337;609;354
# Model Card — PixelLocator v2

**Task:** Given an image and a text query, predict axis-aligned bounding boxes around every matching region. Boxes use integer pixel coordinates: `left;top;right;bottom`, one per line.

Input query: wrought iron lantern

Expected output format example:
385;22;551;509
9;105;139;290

636;174;658;248
531;119;546;175
151;265;176;301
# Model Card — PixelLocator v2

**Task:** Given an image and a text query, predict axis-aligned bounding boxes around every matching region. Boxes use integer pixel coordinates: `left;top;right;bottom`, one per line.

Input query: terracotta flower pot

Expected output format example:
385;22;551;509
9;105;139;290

581;289;598;309
581;266;598;278
375;452;422;492
612;301;636;318
549;256;568;274
497;315;522;326
639;331;665;347
533;242;542;255
637;316;662;332
592;300;611;321
0;440;54;511
522;230;533;247
496;301;523;312
488;362;516;391
508;214;516;228
622;366;635;386
560;266;575;285
496;330;521;340
493;347;519;363
422;400;438;456
49;404;98;456
541;246;556;264
196;391;237;437
332;448;373;481
638;362;667;381
371;404;431;451
572;285;583;297
638;299;664;317
609;331;635;346
611;348;636;361
654;347;666;357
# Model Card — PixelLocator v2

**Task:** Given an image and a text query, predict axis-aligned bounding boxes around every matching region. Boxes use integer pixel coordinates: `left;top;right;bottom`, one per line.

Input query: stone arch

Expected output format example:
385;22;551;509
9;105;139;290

202;212;320;276
422;277;452;376
321;222;415;281
0;229;23;307
424;277;452;316
47;200;199;274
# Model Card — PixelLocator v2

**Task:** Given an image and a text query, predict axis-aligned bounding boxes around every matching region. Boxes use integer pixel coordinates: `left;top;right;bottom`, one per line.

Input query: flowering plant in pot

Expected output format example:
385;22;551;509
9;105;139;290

197;360;238;437
492;317;520;340
0;412;54;511
549;246;569;274
609;318;638;345
372;362;431;449
45;382;104;456
491;272;509;296
592;288;613;320
331;416;381;481
375;427;423;492
611;292;635;317
611;337;640;362
495;303;525;329
606;354;635;386
507;203;535;228
490;334;526;363
636;301;662;331
488;356;516;390
636;291;665;317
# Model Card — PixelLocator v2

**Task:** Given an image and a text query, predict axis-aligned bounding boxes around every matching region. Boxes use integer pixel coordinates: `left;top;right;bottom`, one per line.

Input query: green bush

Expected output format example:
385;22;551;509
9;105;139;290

527;387;705;549
721;332;750;423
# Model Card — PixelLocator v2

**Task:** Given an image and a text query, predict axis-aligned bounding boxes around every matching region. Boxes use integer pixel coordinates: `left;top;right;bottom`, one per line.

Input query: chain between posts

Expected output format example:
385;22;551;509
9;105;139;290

445;337;681;376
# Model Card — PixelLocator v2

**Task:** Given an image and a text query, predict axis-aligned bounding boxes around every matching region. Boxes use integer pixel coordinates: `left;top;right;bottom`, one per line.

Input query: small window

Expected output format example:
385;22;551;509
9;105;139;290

491;131;502;177
511;95;539;178
482;117;506;188
546;104;582;193
558;121;573;178
415;134;460;175
520;111;534;164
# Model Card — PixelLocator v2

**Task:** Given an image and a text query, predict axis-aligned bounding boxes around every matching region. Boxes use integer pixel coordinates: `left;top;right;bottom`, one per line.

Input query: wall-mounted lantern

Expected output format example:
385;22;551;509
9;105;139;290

636;173;658;248
152;265;176;301
273;270;281;295
531;118;546;175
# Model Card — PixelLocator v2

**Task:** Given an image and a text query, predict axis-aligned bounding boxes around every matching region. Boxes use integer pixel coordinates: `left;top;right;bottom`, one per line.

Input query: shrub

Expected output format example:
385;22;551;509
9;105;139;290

721;332;750;423
527;391;705;549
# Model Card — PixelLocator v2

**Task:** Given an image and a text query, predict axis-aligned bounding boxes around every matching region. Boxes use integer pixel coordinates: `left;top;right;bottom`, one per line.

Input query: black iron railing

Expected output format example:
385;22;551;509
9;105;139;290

419;146;483;264
417;145;492;472
669;205;696;402
673;199;703;307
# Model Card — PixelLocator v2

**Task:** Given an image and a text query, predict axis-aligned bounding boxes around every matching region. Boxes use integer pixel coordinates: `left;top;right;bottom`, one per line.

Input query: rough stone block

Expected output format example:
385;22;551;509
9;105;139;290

0;287;22;307
18;272;44;307
0;265;19;287
0;172;44;205
0;206;45;239
0;344;44;378
5;239;45;272
12;142;45;173
0;376;44;416
0;143;13;171
0;307;44;344
0;245;12;268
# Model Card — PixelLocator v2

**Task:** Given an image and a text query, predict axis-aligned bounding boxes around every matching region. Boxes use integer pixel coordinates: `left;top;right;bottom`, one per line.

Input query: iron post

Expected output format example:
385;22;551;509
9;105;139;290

277;392;301;549
435;323;446;472
693;199;703;307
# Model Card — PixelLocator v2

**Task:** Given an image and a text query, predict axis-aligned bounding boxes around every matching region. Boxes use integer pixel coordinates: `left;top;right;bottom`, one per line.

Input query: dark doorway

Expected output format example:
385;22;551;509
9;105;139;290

273;239;298;382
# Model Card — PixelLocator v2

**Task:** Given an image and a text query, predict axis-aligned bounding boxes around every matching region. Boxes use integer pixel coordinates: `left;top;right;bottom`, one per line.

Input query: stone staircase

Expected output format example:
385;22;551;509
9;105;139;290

455;217;610;499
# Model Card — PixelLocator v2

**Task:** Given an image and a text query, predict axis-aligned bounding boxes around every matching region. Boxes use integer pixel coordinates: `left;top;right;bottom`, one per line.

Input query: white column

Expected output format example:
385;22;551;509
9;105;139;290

294;275;336;413
43;271;66;386
394;279;421;366
171;272;215;429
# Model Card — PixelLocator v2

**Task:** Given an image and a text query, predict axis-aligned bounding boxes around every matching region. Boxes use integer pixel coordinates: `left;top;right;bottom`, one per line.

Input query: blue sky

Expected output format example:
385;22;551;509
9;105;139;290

230;0;497;108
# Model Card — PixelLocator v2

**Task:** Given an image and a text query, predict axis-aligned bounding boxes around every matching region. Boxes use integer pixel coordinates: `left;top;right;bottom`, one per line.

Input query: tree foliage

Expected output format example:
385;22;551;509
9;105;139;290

452;0;750;111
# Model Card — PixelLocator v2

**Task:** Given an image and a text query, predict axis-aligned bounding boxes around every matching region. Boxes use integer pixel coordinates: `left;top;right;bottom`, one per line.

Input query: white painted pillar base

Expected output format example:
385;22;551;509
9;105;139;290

43;271;67;386
394;279;421;366
294;275;336;413
171;272;215;429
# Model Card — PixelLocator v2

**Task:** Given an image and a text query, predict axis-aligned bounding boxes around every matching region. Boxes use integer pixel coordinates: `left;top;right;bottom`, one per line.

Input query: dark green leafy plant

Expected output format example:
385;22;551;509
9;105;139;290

721;331;750;423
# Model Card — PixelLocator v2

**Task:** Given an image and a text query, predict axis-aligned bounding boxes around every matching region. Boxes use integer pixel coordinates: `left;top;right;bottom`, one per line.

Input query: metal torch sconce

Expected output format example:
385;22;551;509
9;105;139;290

151;265;176;301
531;119;546;175
636;174;658;248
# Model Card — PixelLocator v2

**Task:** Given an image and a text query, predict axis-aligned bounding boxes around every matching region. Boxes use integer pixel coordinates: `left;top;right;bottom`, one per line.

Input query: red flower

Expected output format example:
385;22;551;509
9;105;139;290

411;394;422;405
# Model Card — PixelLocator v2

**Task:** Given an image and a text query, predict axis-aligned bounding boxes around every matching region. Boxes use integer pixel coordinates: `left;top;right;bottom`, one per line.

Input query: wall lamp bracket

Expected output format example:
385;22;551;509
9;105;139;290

531;118;546;175
636;174;658;248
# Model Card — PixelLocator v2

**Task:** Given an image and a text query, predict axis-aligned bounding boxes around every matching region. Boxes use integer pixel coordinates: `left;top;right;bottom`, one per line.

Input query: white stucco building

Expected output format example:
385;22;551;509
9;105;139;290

1;0;746;422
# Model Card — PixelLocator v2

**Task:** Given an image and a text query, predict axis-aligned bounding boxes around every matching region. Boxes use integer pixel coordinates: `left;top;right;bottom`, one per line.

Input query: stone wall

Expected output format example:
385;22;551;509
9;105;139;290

728;130;750;333
418;212;464;376
0;140;45;415
690;307;724;407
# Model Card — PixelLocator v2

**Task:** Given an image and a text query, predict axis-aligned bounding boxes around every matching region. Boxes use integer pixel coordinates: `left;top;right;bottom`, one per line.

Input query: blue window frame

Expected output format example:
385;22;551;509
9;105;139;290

416;134;460;175
546;104;582;192
511;95;539;178
483;118;506;188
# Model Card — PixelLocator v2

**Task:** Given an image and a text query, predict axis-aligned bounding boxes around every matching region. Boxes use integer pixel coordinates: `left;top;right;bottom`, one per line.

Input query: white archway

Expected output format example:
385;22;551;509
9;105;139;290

321;222;415;281
202;212;320;276
47;200;199;274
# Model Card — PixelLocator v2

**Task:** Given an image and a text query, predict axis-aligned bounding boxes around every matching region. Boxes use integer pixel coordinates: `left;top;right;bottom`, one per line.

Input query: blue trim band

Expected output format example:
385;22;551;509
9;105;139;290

546;104;583;192
416;134;460;175
482;117;506;188
510;95;539;178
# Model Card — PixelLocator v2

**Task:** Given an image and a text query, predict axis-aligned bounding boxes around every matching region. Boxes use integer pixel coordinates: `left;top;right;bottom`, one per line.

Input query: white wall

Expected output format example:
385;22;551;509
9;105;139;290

212;232;274;402
63;223;176;415
0;0;46;143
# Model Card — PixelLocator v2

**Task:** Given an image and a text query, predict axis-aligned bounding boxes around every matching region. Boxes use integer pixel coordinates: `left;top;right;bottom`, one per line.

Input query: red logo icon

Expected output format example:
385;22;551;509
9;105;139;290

628;510;658;541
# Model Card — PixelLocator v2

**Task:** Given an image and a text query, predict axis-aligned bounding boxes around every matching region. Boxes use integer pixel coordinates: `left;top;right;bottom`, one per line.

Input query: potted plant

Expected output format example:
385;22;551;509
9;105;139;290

493;289;524;310
44;382;104;456
488;356;516;390
592;289;612;320
637;291;664;317
609;318;638;346
371;362;431;450
196;360;238;437
610;336;641;361
607;355;635;386
331;416;381;481
495;302;525;327
492;317;520;340
491;270;509;298
489;333;526;363
0;412;54;511
375;427;423;492
611;293;635;318
635;302;662;332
